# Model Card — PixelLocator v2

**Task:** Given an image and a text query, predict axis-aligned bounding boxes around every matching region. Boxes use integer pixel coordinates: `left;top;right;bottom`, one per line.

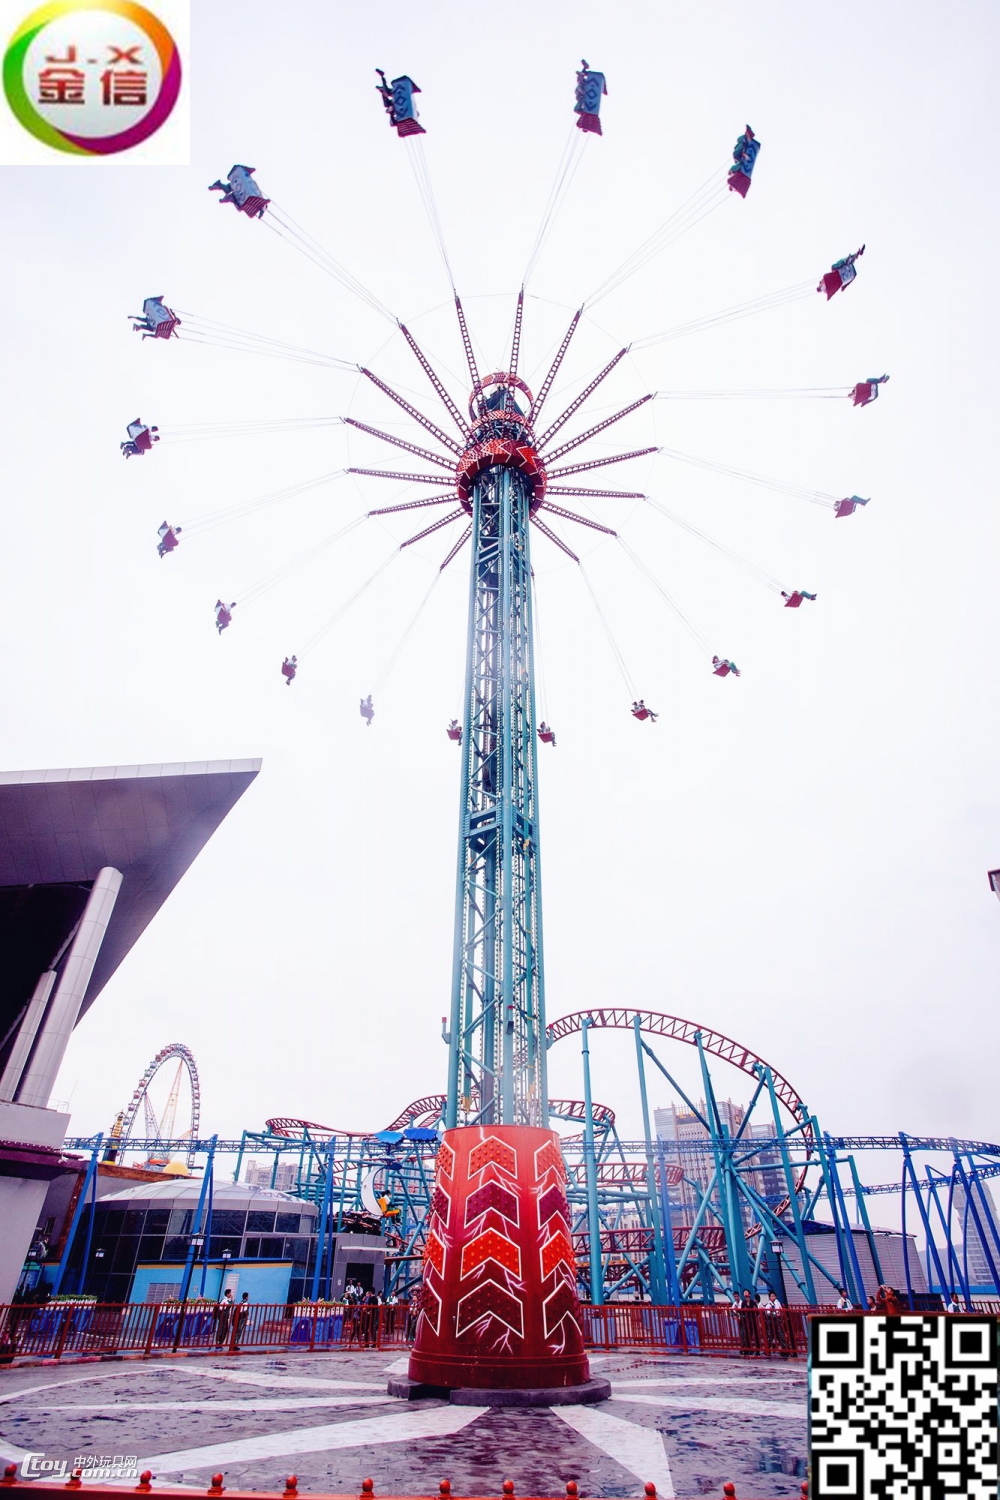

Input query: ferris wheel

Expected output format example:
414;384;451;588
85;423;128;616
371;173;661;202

107;1042;201;1171
121;65;881;732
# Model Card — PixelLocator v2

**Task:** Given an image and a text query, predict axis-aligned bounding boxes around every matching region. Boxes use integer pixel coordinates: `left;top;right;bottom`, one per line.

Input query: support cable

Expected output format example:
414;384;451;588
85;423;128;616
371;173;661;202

616;536;713;658
372;567;445;695
576;562;637;698
173;311;358;370
645;498;785;593
656;387;851;401
232;515;368;610
163;417;343;444
264;205;397;323
584;168;729;308
405;136;457;290
298;545;402;658
657;447;840;510
179;470;347;537
633;281;816;349
522;127;589;288
531;569;550;723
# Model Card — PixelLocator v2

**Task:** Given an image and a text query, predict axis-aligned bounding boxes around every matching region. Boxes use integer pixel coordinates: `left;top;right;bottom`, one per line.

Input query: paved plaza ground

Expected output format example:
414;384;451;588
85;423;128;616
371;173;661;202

0;1349;806;1498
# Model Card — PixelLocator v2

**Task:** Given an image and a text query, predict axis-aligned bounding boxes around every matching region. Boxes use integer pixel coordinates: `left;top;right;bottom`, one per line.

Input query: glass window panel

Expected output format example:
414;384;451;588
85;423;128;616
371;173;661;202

111;1236;140;1273
210;1211;247;1237
246;1212;275;1232
275;1213;300;1233
208;1237;242;1260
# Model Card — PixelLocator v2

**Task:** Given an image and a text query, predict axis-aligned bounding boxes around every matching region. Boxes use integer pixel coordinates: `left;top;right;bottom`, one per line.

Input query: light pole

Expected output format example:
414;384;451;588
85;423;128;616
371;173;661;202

771;1237;787;1303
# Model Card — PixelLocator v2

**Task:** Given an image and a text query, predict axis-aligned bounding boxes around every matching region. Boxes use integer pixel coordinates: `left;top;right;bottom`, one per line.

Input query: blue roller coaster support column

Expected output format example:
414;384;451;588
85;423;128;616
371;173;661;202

899;1133;950;1302
696;1033;752;1294
823;1133;867;1307
759;1065;817;1305
953;1153;1000;1295
446;462;547;1128
51;1134;103;1296
813;1119;861;1307
581;1017;604;1304
178;1134;216;1306
633;1014;670;1304
847;1149;885;1287
311;1146;335;1302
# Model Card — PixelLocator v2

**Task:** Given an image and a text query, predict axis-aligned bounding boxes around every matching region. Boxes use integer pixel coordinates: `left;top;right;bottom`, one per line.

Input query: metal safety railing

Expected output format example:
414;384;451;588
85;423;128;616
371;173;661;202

0;1466;809;1500
580;1301;818;1357
0;1300;415;1362
3;1296;897;1364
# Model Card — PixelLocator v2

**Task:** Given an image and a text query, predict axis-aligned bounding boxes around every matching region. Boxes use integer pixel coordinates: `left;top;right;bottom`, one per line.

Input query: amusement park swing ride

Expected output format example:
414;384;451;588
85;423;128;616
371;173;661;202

92;62;1000;1384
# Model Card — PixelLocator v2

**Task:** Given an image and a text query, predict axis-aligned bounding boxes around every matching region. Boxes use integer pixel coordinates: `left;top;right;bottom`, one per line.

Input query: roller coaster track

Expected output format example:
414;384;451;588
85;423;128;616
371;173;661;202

545;1008;808;1124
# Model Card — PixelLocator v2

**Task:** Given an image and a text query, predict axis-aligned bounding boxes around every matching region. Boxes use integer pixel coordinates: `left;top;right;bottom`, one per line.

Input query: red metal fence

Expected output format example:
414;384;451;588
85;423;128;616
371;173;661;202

0;1300;414;1362
0;1467;807;1499
581;1301;815;1357
0;1299;820;1364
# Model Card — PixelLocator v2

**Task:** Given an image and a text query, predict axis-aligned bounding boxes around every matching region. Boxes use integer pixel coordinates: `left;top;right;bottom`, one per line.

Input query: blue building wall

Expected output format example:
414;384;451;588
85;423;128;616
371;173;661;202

131;1260;294;1303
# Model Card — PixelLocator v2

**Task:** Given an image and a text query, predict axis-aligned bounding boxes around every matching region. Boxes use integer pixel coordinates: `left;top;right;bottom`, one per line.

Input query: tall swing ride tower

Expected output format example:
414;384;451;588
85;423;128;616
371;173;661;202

362;285;649;1396
445;367;549;1133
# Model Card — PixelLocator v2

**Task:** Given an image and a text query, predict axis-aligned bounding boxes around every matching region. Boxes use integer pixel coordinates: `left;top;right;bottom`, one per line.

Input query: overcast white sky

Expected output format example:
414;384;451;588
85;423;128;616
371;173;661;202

2;1;998;1218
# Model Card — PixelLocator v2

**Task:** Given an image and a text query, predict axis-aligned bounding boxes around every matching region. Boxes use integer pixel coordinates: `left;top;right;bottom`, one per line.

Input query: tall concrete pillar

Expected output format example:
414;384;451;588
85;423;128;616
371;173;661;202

0;970;57;1103
16;868;123;1110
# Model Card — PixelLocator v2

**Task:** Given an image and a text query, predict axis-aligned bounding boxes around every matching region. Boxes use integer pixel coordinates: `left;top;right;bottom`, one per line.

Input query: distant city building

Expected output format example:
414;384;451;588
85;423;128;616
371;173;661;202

244;1158;297;1193
653;1100;787;1235
654;1099;747;1218
943;1181;1000;1289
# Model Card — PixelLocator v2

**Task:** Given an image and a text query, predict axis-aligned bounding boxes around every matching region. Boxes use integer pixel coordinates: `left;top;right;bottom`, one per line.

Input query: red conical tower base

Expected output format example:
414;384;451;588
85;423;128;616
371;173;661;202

407;1125;593;1391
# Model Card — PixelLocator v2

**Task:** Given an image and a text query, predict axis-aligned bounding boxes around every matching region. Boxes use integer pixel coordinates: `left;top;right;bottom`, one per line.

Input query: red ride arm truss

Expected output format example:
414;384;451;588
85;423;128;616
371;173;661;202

531;515;580;562
368;493;458;516
399;322;471;440
454;295;482;397
538;501;617;536
359;367;463;455
543;394;655;465
401;507;466;548
529;309;582;427
347;467;454;485
440;522;472;570
546;485;645;500
536;348;628;449
509;288;524;382
344;417;455;471
546;446;659;479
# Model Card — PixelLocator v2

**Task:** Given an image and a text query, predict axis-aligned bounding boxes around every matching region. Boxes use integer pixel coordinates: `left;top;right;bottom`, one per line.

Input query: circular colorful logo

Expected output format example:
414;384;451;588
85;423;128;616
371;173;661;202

3;0;181;155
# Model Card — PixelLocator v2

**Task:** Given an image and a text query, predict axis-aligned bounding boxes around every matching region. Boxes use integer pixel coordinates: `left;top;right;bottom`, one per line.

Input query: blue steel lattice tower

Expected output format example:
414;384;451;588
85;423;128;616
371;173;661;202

445;379;549;1130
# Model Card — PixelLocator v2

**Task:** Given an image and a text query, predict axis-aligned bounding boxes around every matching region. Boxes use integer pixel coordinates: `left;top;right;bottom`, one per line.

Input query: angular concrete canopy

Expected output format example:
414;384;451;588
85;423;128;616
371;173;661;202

0;760;261;1057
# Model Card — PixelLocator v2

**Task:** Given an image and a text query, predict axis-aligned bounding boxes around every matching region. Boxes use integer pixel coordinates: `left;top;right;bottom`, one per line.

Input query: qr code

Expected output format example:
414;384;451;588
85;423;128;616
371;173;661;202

809;1315;998;1498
